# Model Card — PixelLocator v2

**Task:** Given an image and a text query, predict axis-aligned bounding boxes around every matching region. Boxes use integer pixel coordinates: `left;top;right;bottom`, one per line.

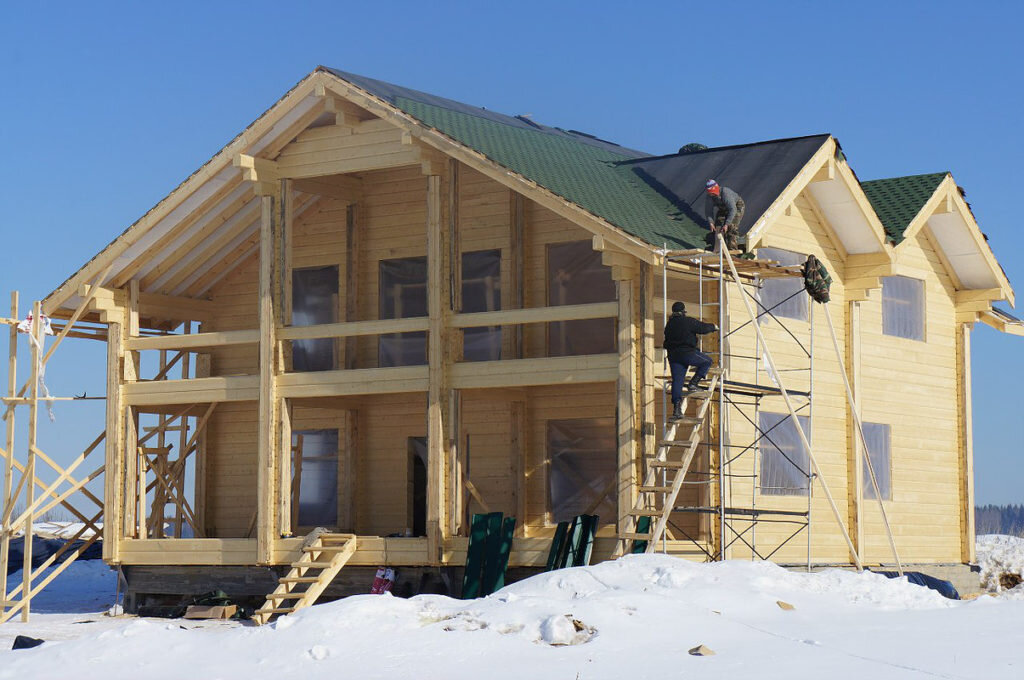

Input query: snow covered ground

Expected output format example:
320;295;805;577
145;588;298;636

2;541;1024;679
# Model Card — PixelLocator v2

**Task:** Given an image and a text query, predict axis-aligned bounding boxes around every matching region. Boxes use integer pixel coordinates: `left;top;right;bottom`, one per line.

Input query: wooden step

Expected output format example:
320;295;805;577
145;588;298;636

279;576;320;584
658;440;699;448
650;460;687;469
666;416;702;426
639;485;673;493
291;561;334;569
628;509;663;516
302;544;353;553
254;607;296;615
619;532;653;541
267;592;305;600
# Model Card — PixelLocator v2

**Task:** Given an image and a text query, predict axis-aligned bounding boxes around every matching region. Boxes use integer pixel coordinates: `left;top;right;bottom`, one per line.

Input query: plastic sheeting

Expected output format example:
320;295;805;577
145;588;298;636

882;275;925;340
379;256;428;367
547;418;616;524
547;241;615;357
294;429;339;527
462;250;501;362
862;422;892;501
758;412;811;496
292;266;338;371
757;247;808;322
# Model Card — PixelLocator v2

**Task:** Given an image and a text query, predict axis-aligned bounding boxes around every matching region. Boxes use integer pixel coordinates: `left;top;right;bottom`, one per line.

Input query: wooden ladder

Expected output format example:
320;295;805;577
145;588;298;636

619;370;721;553
253;530;357;625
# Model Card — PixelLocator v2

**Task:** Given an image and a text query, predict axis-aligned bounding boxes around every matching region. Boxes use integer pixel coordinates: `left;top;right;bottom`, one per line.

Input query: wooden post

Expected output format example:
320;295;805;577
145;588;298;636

958;323;976;564
344;203;360;370
510;400;527;537
21;301;42;621
846;300;863;556
639;264;656;484
426;172;451;563
278;400;292;537
508;192;525;359
0;292;18;609
256;188;283;564
616;272;640;537
340;409;357;532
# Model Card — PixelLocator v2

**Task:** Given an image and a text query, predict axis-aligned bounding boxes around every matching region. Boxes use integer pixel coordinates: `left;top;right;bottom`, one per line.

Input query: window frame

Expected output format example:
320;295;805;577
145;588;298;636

378;255;428;367
291;265;339;372
545;240;616;357
881;275;926;341
861;422;892;501
460;249;502;362
757;412;811;497
545;417;617;525
756;247;809;323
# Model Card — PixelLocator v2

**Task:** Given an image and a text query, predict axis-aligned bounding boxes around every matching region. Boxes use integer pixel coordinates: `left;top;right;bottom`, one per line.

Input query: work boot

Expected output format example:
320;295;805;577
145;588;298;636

686;378;703;392
670;400;683;421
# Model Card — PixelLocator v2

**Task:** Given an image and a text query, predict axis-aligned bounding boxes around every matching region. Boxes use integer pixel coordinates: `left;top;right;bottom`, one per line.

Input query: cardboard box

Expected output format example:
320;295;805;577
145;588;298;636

183;604;237;620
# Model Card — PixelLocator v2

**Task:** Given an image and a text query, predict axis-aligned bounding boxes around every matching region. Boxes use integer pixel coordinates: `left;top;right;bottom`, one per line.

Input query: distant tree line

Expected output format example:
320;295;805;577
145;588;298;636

976;504;1024;536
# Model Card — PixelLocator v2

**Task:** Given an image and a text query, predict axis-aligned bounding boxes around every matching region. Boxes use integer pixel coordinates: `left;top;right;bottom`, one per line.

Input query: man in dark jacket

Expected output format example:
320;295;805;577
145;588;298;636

704;179;745;251
664;301;718;420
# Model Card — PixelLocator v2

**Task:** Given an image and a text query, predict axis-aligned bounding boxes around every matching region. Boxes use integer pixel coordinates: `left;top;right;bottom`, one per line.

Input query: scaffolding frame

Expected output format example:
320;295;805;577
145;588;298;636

657;235;900;571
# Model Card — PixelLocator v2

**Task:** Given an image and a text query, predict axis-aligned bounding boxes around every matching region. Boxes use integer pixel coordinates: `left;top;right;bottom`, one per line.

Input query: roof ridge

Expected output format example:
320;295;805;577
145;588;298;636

862;171;950;185
615;133;832;165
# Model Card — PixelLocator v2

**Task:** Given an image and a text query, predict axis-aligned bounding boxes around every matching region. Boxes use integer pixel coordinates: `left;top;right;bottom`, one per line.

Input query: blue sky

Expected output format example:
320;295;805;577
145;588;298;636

1;1;1021;505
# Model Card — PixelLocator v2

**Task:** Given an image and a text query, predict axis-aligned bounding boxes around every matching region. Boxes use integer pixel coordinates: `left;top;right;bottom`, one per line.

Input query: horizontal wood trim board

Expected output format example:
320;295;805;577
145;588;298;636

124;376;260;405
278;317;431;341
127;329;260;351
451;301;618;328
451;355;618;389
277;367;429;398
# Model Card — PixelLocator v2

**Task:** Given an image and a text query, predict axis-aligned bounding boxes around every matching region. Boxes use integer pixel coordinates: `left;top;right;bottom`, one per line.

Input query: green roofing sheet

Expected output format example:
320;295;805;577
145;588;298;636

861;172;948;244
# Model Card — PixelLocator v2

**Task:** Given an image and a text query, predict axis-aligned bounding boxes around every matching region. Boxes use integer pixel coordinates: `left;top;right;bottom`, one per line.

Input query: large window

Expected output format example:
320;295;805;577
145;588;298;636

758;412;811;496
461;250;501;362
292;266;338;371
293;429;339;527
756;247;808;322
547;418;616;523
547;241;616;356
379;256;427;367
861;422;892;501
882;276;924;340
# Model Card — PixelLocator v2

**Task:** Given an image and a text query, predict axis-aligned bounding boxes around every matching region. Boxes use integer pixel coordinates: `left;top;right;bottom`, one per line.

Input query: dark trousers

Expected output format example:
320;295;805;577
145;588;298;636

669;351;712;403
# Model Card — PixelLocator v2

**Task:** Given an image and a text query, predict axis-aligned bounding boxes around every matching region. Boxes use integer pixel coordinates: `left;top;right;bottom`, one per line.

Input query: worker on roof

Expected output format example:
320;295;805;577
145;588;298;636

704;179;744;251
664;301;718;421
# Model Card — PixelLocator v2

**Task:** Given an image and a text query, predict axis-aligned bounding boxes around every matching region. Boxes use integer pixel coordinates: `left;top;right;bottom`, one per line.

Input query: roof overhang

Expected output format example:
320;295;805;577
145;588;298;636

901;174;1014;309
980;307;1024;337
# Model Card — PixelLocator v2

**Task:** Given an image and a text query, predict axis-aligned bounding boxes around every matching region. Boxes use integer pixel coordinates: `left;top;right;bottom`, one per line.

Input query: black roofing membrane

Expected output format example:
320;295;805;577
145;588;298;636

623;135;831;235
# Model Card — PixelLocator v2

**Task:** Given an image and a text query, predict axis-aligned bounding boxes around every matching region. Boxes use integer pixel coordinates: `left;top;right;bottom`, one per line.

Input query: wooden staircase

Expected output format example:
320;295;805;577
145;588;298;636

253;530;357;625
619;370;721;553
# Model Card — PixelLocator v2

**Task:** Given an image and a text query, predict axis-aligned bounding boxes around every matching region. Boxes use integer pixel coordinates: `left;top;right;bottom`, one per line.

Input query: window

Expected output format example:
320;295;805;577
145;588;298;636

292;266;338;371
293;429;339;527
756;247;808;322
547;241;616;356
379;256;427;367
461;250;501;362
547;418;616;523
758;412;811;496
861;422;892;500
882;276;924;340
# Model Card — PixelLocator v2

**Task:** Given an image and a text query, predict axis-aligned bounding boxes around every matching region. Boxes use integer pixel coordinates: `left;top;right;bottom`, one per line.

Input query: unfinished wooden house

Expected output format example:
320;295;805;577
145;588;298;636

4;66;1022;619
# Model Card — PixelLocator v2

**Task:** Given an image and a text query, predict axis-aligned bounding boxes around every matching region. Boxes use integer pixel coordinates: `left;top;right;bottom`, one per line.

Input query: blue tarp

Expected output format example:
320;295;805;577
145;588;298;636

874;570;960;600
5;536;102;576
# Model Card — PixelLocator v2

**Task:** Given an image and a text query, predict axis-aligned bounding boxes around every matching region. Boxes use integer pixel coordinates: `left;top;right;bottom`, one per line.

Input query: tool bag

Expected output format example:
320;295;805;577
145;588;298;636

802;254;832;304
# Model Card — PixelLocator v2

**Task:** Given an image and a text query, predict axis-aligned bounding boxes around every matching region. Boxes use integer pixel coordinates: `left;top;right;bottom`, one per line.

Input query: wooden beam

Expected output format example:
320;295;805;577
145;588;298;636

256;190;282;564
344;202;360;370
126;329;259;351
847;300;863;556
426;173;450;563
958;323;976;563
277;367;428;399
279;317;430;341
616;274;639;537
450;302;618;329
450;355;617;389
509;191;525;359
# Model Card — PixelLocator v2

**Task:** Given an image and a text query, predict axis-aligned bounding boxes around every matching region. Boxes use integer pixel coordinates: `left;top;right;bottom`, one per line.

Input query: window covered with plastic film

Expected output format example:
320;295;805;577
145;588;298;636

546;418;616;524
293;429;339;527
461;249;501;361
758;412;810;496
546;241;615;356
882;275;925;340
861;422;892;500
292;266;338;371
379;256;427;367
756;248;808;322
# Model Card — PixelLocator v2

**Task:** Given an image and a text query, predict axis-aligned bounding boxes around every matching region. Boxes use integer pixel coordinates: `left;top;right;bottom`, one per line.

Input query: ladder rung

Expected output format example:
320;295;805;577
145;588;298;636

667;416;702;426
658;440;699;448
291;561;333;569
628;509;663;516
267;592;305;600
279;576;319;583
650;460;688;468
254;607;295;615
302;544;351;553
619;532;653;540
639;486;673;493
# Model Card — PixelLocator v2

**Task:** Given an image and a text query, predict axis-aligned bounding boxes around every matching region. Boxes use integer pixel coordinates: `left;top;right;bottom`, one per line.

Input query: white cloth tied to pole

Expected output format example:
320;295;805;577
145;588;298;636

17;313;54;337
24;315;57;422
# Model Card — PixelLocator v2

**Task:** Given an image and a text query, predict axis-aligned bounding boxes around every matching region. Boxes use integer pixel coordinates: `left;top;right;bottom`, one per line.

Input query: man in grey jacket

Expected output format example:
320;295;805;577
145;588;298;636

704;179;744;251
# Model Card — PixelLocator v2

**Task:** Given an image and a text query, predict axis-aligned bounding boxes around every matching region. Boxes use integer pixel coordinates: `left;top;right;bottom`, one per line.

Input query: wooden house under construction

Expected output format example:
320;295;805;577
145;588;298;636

4;66;1023;619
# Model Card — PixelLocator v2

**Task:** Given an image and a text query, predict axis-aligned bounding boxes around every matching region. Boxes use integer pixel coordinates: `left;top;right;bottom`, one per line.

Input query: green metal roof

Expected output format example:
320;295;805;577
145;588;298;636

393;97;707;249
861;172;948;244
